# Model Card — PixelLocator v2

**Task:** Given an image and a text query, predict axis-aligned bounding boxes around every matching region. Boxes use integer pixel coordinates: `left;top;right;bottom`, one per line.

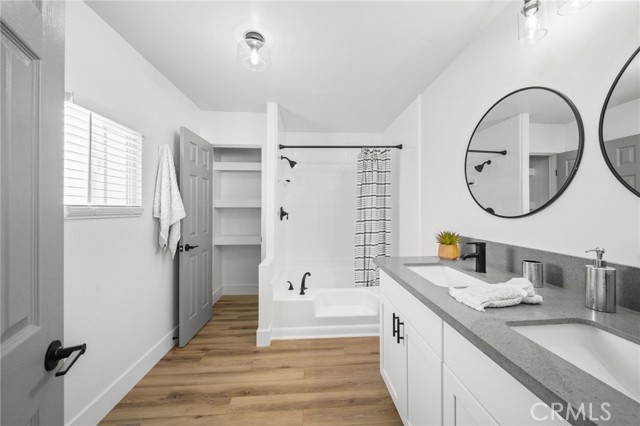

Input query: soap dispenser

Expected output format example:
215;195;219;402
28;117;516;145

585;247;616;313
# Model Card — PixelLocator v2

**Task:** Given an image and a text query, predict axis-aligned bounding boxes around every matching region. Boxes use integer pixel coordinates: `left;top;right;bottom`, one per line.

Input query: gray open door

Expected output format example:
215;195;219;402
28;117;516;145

604;134;640;191
1;1;68;424
178;127;213;347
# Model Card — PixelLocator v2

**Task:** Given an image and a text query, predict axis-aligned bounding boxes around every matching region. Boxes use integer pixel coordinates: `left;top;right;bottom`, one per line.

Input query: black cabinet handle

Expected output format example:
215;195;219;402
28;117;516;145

185;244;199;251
396;319;404;344
45;340;87;377
392;313;398;337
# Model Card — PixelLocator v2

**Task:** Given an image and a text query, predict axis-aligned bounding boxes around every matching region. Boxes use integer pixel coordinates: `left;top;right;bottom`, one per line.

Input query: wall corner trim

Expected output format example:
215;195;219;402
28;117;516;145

65;327;177;426
256;329;272;347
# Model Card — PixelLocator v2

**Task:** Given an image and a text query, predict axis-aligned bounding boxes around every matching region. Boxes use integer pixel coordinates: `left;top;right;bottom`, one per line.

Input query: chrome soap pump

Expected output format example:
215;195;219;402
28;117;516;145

585;247;617;313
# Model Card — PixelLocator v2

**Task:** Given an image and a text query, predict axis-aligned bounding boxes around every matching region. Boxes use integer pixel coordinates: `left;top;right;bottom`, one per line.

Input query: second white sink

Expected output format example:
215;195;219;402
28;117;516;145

511;322;640;403
407;264;488;288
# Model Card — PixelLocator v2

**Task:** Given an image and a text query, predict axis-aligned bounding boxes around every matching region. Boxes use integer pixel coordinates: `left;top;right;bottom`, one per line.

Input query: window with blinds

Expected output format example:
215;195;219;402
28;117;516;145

64;102;143;207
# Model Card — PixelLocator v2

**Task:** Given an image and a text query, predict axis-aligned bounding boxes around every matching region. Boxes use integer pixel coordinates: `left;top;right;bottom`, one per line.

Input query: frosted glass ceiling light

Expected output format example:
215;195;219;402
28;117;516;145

237;31;271;72
518;0;548;45
557;0;591;15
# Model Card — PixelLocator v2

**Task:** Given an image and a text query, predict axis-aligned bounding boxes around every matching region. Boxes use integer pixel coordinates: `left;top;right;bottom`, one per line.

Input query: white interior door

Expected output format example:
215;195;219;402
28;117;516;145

1;1;66;424
178;127;213;347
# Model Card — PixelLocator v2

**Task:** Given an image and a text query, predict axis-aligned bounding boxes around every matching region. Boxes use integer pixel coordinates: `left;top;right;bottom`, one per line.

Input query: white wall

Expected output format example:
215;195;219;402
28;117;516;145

64;2;264;423
382;97;422;255
468;114;527;216
417;0;640;266
200;111;266;146
603;97;640;141
279;132;383;280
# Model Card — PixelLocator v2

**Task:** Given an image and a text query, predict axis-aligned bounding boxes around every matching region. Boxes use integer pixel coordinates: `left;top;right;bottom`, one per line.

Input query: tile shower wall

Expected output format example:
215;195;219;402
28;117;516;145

460;236;640;312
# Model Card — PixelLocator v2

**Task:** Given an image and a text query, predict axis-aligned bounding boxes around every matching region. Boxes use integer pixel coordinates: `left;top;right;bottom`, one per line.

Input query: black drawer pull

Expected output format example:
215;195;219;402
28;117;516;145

392;313;398;337
396;319;404;344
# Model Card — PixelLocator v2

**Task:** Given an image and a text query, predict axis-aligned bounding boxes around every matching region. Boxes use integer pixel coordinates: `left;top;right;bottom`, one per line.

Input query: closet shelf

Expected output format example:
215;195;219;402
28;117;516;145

213;199;261;208
214;235;261;246
213;162;261;171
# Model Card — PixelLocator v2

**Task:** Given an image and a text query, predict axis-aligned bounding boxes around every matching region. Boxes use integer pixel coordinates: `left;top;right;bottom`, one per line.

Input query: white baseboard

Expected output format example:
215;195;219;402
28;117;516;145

222;284;258;295
212;286;223;305
66;327;176;426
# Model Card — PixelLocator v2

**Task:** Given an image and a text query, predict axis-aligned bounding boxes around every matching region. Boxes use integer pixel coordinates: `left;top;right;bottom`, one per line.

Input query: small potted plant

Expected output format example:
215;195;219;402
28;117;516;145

436;231;460;260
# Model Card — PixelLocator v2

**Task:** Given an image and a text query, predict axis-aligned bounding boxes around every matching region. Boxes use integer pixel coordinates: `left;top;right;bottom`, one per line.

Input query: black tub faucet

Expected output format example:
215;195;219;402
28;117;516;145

461;242;486;273
300;272;311;295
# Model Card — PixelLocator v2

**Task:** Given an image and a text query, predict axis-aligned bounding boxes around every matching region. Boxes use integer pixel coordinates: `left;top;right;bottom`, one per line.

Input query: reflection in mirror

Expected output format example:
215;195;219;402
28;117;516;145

465;87;584;218
600;47;640;197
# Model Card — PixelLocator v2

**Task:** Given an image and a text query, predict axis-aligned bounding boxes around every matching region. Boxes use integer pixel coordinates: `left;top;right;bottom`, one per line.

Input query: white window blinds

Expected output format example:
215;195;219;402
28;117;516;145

64;102;143;207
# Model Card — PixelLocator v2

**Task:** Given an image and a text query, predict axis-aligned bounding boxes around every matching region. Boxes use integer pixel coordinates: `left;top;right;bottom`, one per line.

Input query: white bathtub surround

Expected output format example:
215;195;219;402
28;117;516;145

355;148;392;287
272;283;379;340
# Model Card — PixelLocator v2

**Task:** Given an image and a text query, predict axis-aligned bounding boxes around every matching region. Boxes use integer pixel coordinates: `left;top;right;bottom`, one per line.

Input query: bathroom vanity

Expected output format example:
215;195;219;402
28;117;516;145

375;257;640;426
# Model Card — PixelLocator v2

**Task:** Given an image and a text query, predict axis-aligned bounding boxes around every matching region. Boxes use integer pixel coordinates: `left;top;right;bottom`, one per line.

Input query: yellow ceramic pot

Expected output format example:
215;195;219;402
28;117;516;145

438;244;459;260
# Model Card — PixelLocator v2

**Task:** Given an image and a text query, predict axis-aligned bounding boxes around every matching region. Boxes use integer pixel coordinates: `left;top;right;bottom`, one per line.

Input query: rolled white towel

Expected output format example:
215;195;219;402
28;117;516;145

449;278;543;312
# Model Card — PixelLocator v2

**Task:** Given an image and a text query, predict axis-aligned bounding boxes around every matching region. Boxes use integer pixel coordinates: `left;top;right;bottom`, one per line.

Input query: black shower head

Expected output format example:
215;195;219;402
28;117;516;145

474;160;491;173
280;155;297;168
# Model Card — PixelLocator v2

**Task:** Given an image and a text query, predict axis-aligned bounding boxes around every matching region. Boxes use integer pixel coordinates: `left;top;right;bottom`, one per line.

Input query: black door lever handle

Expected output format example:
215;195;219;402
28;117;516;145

45;340;87;377
185;244;199;251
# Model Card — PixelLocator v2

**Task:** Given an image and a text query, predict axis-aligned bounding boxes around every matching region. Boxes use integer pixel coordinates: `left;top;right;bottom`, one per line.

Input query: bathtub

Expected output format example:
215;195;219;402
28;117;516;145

271;284;380;340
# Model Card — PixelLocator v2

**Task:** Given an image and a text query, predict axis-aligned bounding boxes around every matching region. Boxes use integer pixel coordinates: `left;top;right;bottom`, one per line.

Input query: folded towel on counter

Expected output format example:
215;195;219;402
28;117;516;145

449;277;543;312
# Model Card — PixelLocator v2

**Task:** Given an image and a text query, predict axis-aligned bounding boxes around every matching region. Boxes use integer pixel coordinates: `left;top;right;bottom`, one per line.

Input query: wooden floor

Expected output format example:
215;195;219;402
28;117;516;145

100;295;402;426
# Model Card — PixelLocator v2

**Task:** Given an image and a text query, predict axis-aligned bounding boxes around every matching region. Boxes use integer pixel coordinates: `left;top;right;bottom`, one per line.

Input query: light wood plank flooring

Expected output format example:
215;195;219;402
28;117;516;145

100;295;402;425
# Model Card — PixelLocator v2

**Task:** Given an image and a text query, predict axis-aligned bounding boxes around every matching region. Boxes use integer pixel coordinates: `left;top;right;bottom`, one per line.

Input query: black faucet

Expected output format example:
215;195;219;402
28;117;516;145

300;272;311;295
461;242;486;273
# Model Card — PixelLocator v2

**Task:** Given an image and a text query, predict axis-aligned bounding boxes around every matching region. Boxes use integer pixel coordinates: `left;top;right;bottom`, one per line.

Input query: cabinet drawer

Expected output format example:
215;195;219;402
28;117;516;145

381;271;442;357
443;323;569;426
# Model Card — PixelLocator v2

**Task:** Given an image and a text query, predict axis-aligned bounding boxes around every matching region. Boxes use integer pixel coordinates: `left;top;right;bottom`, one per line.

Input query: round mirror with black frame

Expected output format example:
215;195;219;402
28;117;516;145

465;87;584;218
599;46;640;197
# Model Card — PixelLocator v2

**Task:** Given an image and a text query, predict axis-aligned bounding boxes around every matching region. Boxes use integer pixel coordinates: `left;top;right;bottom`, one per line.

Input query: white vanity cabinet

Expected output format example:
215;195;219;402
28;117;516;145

380;270;570;426
380;295;407;418
380;271;443;426
443;364;498;426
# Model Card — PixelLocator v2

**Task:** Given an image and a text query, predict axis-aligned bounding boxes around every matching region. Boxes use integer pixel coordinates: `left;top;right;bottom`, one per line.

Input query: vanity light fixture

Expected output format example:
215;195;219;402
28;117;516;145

557;0;591;15
280;155;297;168
518;0;548;45
475;160;492;173
237;31;271;72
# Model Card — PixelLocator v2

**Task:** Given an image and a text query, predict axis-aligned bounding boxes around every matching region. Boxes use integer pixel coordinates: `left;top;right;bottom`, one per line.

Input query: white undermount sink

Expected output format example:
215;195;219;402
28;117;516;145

510;322;640;403
407;264;488;288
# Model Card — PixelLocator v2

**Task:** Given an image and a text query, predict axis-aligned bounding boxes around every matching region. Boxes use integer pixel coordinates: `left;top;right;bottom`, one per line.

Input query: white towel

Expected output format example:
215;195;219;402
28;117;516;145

153;145;186;258
449;277;543;312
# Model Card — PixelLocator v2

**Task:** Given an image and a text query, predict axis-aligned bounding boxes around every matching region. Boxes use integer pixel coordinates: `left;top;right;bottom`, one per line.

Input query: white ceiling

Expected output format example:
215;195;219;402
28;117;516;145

87;1;510;133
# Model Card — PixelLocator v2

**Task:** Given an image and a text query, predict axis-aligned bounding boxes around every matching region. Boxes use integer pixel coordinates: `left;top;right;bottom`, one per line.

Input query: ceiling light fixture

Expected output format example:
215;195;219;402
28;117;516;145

518;0;548;45
237;31;271;72
557;0;591;15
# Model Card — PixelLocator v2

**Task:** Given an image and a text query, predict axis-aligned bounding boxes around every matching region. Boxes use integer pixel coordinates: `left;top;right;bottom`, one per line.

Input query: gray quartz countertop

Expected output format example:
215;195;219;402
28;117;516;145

374;256;640;426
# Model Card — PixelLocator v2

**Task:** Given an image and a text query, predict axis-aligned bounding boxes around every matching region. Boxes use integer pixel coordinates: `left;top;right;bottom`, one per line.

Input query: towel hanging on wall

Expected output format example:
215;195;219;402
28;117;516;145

153;145;185;258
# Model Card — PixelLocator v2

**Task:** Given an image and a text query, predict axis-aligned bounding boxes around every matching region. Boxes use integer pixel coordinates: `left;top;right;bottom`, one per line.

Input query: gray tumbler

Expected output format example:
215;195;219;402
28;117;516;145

522;260;544;288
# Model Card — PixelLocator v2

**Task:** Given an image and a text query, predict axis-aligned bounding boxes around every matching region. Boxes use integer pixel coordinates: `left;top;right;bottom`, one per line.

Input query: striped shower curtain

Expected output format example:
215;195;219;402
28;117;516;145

355;148;391;287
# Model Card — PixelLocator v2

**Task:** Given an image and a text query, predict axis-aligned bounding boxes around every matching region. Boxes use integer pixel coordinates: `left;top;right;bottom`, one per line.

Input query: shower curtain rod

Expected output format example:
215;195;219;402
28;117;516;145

468;149;507;155
279;144;403;150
